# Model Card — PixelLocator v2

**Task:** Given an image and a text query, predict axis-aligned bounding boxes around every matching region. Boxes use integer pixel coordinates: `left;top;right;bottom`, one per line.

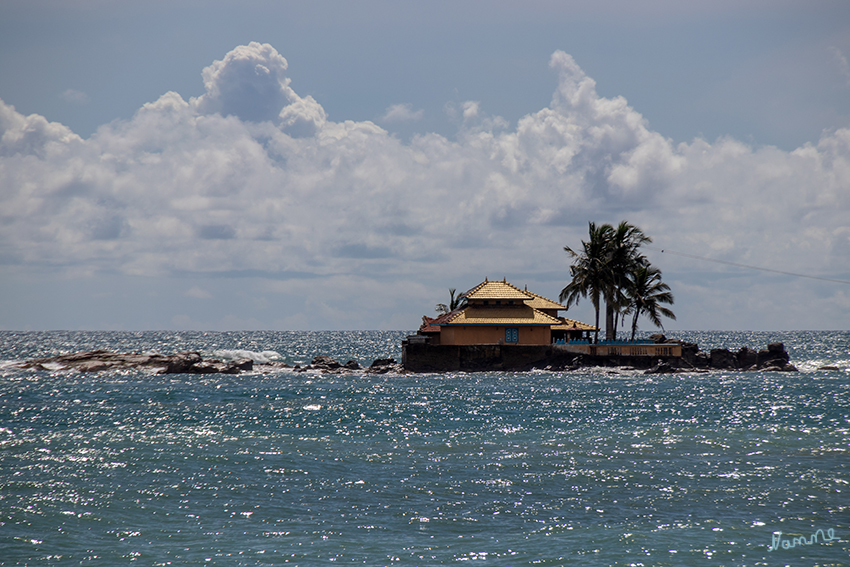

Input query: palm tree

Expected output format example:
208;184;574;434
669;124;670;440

560;222;613;343
625;265;676;340
435;288;463;315
604;221;652;340
562;221;660;342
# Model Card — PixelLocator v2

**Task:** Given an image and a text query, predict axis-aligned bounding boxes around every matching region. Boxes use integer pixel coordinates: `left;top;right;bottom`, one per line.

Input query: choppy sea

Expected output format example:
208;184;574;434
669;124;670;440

1;330;848;566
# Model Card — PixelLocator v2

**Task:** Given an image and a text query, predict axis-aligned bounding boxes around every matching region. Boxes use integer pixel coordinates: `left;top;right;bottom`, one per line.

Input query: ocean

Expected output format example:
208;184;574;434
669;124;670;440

1;330;848;566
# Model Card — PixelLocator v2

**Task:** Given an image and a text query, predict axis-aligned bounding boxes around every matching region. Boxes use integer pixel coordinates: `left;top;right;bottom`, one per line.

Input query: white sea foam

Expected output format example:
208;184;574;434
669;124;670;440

211;349;284;363
797;358;850;373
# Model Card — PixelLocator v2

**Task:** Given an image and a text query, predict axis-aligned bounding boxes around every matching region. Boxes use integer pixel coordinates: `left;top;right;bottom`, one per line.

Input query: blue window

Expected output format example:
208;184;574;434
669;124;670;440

505;327;519;343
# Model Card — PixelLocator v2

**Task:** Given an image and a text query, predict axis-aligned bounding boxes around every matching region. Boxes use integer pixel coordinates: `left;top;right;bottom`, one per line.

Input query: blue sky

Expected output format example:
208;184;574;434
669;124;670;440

1;0;849;331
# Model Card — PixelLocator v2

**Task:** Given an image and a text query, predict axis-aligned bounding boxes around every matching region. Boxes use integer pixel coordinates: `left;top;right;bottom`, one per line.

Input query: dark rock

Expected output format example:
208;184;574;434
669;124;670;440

679;342;703;368
228;358;254;372
758;342;789;369
650;333;667;343
310;355;342;370
367;358;399;374
77;360;114;373
293;355;363;373
760;362;797;372
58;349;113;362
693;351;710;369
710;348;737;370
190;360;227;374
645;360;678;374
13;349;257;375
163;351;203;374
737;347;758;370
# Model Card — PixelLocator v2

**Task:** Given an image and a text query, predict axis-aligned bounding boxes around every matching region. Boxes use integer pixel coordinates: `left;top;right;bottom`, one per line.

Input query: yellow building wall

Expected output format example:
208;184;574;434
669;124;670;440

440;326;551;346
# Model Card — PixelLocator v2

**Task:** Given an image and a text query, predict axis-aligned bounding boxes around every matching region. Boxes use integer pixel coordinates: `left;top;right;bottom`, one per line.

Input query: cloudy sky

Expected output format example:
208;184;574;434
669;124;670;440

1;0;849;331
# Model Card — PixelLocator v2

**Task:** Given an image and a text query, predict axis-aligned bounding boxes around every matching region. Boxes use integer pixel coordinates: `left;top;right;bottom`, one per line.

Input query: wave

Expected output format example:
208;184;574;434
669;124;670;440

210;349;285;364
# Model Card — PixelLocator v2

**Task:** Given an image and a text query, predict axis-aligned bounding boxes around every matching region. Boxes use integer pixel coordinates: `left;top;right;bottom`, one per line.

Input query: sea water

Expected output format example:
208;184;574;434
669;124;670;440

1;330;848;566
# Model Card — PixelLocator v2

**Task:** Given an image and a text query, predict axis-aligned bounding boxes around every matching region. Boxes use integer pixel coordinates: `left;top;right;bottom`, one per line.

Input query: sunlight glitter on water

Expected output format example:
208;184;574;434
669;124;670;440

1;330;848;565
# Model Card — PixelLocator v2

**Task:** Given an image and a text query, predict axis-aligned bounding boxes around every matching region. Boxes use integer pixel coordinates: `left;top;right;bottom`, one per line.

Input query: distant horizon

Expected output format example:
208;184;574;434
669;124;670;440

2;328;845;334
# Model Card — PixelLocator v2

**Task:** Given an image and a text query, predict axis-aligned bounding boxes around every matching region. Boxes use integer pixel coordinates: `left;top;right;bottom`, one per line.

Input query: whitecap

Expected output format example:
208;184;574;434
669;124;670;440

211;349;284;364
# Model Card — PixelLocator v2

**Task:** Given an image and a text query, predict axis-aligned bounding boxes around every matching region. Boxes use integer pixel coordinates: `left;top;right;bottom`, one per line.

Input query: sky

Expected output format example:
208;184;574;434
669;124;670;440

1;0;849;332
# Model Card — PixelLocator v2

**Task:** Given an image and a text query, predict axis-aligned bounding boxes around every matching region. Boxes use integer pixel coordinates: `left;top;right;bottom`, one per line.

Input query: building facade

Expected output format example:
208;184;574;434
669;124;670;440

418;279;596;346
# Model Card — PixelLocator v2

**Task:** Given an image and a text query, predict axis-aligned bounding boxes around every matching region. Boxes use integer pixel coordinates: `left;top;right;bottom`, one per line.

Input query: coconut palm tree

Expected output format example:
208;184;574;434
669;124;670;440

604;221;652;340
560;222;614;343
625;265;676;340
562;221;659;341
435;288;463;315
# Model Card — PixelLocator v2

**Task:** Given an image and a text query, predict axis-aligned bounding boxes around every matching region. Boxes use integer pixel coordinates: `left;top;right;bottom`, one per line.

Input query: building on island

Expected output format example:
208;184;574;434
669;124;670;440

416;278;596;346
404;278;681;372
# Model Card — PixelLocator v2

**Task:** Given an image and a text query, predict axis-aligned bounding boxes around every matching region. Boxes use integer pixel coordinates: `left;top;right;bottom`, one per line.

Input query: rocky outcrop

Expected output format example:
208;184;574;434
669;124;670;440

644;360;679;374
12;350;255;375
366;358;403;374
402;337;798;373
14;342;796;376
674;341;796;372
13;350;408;376
710;348;738;370
292;356;404;374
294;355;363;374
737;347;759;369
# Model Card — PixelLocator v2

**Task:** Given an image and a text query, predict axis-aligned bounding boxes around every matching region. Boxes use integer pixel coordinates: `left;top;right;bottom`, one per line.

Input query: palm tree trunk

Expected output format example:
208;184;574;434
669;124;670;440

631;311;639;341
594;306;600;343
605;302;615;341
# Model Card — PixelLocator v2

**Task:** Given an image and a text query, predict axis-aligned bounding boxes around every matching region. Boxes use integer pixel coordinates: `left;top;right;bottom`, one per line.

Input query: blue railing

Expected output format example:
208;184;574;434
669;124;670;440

554;339;653;345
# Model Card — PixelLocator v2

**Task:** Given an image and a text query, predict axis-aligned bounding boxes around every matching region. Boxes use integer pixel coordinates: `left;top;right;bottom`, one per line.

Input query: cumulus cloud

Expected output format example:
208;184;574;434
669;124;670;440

380;103;425;123
1;44;849;329
192;42;295;122
60;89;90;105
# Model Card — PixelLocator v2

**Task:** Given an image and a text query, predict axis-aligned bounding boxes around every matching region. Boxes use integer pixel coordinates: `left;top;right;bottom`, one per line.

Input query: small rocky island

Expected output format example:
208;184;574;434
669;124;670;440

401;336;797;373
10;339;795;376
10;350;401;375
603;337;797;374
676;339;797;373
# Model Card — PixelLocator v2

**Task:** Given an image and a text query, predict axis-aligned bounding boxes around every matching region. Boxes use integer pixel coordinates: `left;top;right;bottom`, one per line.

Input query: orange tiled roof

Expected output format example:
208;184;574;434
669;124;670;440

441;304;561;326
523;289;566;311
550;317;597;331
462;279;533;301
419;311;458;333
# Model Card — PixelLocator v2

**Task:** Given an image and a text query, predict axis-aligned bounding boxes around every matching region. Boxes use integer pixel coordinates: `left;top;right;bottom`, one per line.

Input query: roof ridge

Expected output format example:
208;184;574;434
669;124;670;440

523;288;566;309
461;279;533;300
439;303;563;326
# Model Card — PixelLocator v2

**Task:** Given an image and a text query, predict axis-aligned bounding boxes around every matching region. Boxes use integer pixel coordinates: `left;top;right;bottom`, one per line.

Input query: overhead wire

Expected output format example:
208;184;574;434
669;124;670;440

645;246;850;286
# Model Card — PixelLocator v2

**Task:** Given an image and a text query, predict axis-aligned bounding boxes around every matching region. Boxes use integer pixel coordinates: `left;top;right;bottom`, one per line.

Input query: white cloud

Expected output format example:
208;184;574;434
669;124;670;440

184;286;213;299
60;89;90;105
380;103;424;124
192;42;295;123
832;46;850;88
1;44;849;330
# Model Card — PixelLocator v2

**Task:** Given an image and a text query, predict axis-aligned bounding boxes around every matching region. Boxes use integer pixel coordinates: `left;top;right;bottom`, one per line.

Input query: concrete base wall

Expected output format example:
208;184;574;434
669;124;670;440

401;343;681;373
